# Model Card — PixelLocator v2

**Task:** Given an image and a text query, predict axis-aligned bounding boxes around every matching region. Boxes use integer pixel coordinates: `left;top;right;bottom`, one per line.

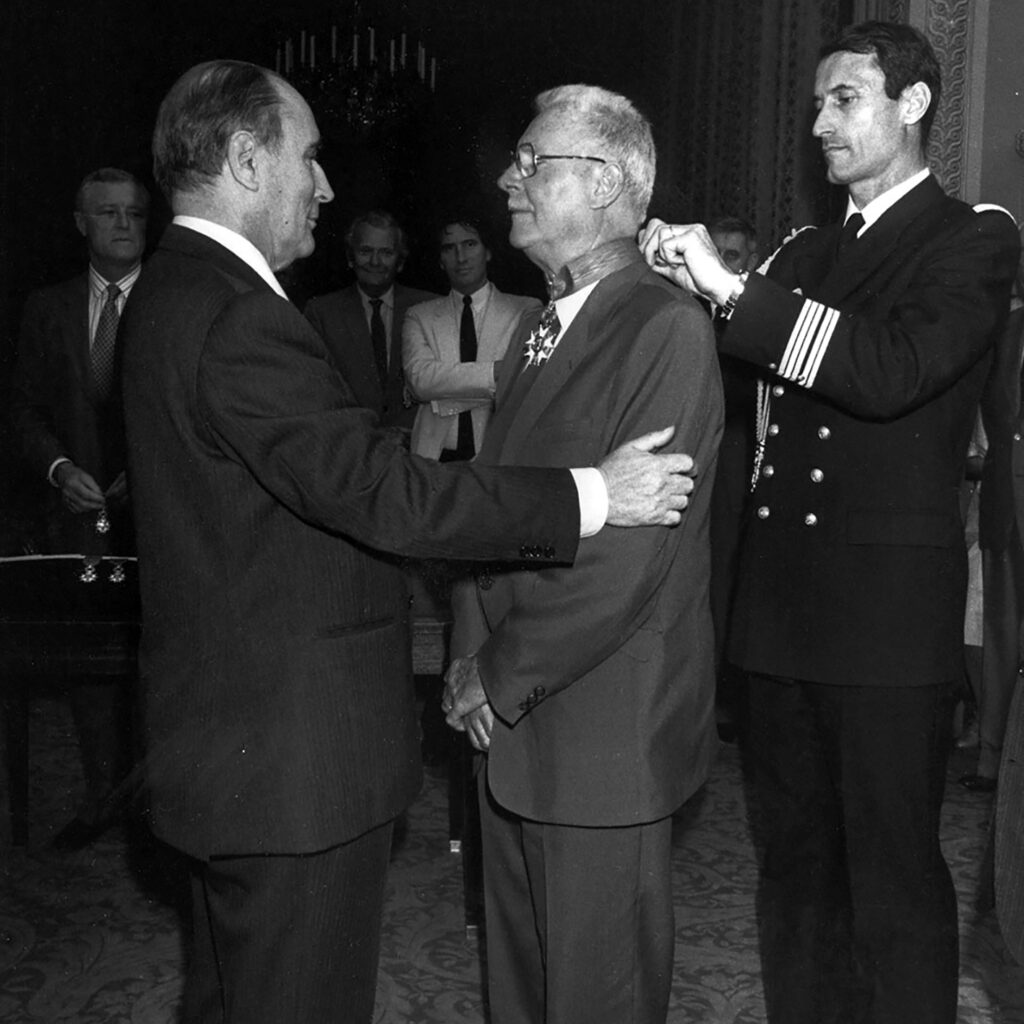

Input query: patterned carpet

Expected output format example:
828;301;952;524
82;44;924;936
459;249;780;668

1;696;1023;1023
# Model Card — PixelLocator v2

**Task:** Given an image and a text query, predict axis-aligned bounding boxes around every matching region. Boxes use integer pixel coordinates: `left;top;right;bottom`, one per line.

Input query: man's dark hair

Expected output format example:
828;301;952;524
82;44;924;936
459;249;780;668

707;215;756;245
344;210;409;260
821;21;941;147
75;167;150;212
153;60;286;200
437;215;491;252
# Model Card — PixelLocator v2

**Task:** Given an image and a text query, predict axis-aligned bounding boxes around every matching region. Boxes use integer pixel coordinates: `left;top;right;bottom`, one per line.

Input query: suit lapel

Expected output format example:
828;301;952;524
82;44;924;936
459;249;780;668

68;274;93;402
488;263;644;463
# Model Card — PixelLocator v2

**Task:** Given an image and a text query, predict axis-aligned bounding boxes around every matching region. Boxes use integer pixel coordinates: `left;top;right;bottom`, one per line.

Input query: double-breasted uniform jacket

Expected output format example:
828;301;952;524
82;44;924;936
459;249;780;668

979;302;1024;552
473;256;724;827
11;273;132;554
720;176;1020;688
121;225;581;859
304;282;437;431
403;285;542;459
988;301;1024;965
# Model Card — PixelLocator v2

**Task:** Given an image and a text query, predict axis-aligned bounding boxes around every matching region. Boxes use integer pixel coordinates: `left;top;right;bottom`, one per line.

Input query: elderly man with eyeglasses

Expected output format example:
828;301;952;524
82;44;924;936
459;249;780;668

442;84;723;1024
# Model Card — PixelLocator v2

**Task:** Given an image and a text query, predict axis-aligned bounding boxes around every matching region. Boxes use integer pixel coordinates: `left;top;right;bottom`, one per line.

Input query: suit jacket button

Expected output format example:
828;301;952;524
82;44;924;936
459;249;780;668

479;572;493;590
535;685;546;697
518;700;529;711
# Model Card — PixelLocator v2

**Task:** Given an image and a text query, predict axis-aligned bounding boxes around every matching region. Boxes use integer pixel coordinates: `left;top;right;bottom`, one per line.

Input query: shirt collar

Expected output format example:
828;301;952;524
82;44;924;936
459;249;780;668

451;280;492;309
88;262;141;298
173;215;288;299
552;280;600;336
844;167;931;232
359;285;394;311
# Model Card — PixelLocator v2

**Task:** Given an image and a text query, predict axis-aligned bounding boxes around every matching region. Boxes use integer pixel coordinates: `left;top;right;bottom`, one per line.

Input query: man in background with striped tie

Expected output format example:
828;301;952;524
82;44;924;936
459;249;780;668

10;166;149;849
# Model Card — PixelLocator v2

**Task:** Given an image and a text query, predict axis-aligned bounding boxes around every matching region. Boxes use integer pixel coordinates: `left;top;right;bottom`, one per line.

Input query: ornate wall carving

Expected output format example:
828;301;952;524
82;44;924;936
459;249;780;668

923;0;972;199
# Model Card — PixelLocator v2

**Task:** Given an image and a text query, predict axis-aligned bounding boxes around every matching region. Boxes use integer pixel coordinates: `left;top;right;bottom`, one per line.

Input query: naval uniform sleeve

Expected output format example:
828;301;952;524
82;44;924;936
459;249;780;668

721;208;1020;419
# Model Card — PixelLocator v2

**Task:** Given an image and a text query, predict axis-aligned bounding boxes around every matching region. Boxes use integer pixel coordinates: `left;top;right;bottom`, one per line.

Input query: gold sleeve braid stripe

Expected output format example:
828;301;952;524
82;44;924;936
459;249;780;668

778;299;840;389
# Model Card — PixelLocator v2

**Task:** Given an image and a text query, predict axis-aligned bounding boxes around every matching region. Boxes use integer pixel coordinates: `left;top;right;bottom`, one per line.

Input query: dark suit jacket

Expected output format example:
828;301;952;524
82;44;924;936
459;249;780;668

998;675;1024;964
474;258;723;827
10;273;132;553
121;224;581;859
304;282;437;430
979;304;1024;552
721;176;1019;687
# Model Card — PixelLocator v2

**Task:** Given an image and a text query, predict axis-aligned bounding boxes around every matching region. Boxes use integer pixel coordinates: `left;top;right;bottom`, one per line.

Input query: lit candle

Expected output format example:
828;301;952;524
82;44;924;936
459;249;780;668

331;25;337;62
369;27;375;64
389;38;395;74
430;57;436;91
400;33;407;68
310;34;316;70
353;32;358;69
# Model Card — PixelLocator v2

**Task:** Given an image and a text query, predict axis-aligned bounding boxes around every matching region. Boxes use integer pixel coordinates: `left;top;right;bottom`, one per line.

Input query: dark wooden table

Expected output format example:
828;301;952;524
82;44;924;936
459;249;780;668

0;554;140;847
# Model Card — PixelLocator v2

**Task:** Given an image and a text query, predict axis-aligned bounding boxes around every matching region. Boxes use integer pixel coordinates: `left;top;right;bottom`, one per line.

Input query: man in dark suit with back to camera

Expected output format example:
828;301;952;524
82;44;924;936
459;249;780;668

305;209;435;434
642;20;1019;1024
443;84;722;1024
11;166;149;850
121;60;696;1024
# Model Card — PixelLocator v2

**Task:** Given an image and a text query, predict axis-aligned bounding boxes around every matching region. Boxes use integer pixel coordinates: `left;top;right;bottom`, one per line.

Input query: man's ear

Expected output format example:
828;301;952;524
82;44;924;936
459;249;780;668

901;81;931;129
73;211;88;238
226;130;261;192
591;162;624;210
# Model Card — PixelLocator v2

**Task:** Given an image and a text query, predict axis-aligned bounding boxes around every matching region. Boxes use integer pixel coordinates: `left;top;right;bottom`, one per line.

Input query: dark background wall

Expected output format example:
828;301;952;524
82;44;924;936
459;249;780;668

0;0;854;523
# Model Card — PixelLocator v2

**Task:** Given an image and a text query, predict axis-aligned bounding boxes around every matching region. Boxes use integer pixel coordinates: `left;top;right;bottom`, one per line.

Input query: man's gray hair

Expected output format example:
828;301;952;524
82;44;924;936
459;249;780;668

534;84;656;223
75;167;150;212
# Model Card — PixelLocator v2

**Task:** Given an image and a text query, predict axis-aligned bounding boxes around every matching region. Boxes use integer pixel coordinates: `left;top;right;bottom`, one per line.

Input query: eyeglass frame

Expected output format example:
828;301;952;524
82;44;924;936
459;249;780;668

511;142;607;179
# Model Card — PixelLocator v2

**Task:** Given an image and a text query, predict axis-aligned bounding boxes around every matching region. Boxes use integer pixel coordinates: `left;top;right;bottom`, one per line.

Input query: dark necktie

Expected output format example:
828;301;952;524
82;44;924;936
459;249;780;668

454;294;478;457
92;282;121;401
836;212;865;259
369;297;388;387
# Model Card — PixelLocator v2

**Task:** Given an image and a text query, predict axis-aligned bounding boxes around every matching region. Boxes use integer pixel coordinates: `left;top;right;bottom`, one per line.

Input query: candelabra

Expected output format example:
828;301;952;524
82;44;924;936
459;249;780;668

276;22;438;135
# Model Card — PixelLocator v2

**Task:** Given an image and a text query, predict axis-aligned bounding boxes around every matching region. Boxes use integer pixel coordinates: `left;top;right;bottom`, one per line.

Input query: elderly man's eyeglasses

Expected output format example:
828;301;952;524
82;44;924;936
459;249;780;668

511;143;607;179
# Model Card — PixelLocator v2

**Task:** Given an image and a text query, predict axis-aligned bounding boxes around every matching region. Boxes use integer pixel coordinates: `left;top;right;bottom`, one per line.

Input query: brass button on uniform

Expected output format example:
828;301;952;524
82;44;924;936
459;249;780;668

762;465;775;478
757;506;771;519
810;468;824;483
817;426;831;440
768;424;780;436
804;513;818;526
772;384;785;397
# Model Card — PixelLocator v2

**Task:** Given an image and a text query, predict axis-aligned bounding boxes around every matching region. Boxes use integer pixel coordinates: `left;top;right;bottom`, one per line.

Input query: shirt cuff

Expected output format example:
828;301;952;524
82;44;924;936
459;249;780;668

47;457;71;486
570;467;608;538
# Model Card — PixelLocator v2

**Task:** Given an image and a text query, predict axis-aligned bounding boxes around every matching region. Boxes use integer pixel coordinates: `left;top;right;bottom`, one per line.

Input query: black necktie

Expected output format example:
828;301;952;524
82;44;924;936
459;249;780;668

369;298;388;387
454;294;477;457
92;282;121;401
836;212;865;259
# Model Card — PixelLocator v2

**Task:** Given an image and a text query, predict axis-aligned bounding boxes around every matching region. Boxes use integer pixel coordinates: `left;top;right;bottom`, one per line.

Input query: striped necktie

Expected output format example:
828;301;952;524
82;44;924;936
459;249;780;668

92;282;121;401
